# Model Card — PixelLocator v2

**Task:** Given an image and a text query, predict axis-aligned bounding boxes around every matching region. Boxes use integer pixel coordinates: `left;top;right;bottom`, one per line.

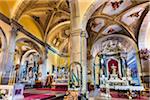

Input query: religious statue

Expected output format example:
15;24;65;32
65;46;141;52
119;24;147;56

110;64;118;80
111;64;117;75
127;68;132;81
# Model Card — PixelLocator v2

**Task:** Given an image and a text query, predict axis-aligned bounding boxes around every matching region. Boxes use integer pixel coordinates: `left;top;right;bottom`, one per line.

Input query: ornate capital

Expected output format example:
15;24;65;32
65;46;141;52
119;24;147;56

71;29;88;38
71;29;82;36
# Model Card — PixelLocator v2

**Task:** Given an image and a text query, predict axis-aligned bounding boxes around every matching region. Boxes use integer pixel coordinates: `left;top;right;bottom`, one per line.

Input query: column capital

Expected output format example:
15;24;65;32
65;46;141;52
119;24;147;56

71;29;88;38
10;19;23;33
71;29;82;36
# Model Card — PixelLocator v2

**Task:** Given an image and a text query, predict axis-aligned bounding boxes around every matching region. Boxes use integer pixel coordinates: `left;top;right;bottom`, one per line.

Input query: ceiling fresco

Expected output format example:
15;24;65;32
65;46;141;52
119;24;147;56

86;0;150;56
102;0;132;16
14;0;71;54
102;24;122;35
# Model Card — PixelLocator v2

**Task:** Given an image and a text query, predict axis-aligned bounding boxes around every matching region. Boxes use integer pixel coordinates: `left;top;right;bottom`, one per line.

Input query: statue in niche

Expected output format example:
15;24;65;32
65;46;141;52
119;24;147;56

28;67;33;80
111;64;117;74
127;68;132;83
21;61;28;81
110;64;118;80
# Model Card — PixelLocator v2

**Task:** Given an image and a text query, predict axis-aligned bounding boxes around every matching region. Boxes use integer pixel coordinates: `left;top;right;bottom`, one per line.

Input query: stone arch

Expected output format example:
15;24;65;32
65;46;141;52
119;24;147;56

91;34;137;58
11;0;36;20
0;27;7;70
92;34;142;86
16;38;43;64
138;11;150;49
21;49;39;65
81;0;108;32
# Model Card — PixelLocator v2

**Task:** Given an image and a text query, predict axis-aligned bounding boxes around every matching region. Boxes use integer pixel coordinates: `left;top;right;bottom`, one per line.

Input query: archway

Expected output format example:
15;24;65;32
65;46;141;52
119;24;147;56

0;27;7;71
14;38;43;84
83;1;150;97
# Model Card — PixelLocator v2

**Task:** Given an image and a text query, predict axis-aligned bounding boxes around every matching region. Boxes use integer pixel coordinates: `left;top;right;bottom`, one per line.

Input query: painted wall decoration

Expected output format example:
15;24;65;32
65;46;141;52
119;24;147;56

101;39;124;54
102;24;122;35
121;3;148;25
90;18;105;33
108;59;119;75
102;0;132;15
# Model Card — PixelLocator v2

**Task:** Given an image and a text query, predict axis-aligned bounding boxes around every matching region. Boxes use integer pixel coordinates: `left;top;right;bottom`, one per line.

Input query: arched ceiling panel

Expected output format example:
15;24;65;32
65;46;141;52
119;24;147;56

0;0;10;17
18;15;43;41
47;22;70;53
102;0;132;16
86;0;150;52
1;0;71;54
139;11;150;49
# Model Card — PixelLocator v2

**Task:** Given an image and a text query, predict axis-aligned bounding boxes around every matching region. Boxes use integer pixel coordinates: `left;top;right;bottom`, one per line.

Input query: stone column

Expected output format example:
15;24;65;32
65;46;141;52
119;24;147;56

4;24;18;78
70;29;87;94
0;49;6;71
81;31;87;94
41;47;48;80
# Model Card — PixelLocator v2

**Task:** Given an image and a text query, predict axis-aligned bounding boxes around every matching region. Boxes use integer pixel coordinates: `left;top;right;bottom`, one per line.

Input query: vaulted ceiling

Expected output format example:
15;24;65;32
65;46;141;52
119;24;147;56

0;0;71;54
86;0;150;57
0;0;150;56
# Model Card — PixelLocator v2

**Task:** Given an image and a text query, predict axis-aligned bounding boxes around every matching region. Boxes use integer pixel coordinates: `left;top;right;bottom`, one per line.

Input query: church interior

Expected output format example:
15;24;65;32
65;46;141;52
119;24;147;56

0;0;150;99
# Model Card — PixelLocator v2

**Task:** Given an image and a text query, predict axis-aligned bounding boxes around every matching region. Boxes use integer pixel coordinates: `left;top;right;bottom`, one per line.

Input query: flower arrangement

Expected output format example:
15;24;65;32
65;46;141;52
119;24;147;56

0;89;8;99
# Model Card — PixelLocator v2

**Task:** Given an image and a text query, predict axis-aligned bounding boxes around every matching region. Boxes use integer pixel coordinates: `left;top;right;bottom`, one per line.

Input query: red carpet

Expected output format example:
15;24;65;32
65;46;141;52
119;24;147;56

24;93;55;100
36;88;67;92
110;91;149;100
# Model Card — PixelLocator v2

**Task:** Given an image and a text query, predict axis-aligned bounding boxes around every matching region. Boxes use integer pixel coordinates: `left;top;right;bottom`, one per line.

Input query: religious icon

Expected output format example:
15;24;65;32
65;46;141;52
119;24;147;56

111;0;124;10
128;10;142;18
107;28;115;34
111;64;117;75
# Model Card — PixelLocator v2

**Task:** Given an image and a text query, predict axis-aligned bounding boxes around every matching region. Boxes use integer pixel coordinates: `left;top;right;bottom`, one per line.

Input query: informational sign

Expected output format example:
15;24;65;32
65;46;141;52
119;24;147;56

13;83;24;100
0;83;24;100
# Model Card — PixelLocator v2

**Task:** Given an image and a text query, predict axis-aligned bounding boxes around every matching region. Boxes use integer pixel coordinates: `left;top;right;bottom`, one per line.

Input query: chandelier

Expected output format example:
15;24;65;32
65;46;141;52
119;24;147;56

139;48;150;60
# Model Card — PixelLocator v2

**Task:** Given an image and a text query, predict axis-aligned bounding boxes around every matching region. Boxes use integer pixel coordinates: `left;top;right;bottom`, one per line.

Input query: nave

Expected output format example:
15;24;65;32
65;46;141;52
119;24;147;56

0;0;150;100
